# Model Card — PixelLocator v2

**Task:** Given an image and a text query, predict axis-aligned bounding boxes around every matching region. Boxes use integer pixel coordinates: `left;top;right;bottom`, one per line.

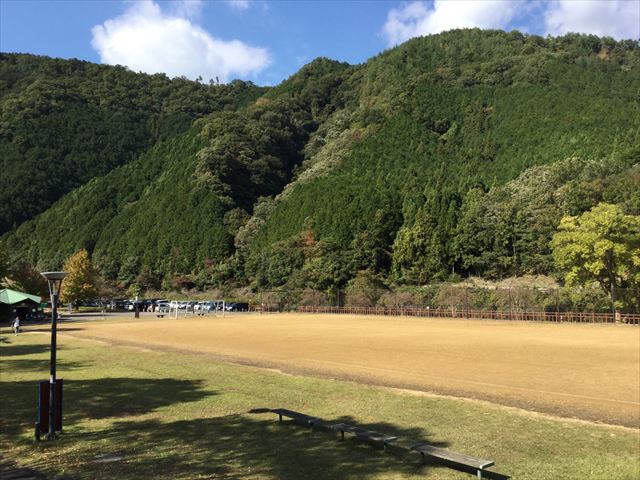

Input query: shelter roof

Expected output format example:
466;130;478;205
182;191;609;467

0;288;42;305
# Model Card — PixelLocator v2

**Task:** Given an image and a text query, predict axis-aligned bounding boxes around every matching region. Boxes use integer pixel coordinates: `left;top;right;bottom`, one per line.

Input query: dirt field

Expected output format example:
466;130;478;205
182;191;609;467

57;312;640;427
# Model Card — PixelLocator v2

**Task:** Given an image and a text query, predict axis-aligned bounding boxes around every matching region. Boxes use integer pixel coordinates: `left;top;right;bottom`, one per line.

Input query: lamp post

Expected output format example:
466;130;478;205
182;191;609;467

40;271;67;440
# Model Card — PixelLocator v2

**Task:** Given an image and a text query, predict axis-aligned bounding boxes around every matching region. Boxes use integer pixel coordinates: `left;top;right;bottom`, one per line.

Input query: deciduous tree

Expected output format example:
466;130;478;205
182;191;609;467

551;203;640;311
60;249;97;307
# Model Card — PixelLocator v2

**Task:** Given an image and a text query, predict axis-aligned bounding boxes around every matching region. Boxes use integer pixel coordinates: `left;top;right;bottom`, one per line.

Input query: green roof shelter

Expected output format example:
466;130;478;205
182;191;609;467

0;288;42;322
0;288;41;305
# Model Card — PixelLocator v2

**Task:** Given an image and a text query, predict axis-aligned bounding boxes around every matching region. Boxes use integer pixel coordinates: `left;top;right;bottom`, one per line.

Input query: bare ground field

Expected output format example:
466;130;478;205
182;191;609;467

56;312;640;428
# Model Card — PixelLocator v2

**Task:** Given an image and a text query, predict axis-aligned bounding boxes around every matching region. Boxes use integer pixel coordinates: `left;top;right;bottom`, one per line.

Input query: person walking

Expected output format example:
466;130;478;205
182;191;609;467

12;311;20;335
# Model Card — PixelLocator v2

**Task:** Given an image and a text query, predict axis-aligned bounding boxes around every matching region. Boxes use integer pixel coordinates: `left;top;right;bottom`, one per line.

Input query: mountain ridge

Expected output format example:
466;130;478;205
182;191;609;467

2;29;639;293
0;52;266;232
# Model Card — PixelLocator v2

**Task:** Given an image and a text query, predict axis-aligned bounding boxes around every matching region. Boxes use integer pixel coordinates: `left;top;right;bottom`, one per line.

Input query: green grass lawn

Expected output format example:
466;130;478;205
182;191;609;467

1;329;638;479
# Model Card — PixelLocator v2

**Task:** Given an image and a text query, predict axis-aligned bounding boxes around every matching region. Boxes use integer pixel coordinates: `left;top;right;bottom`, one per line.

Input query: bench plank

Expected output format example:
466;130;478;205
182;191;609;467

411;442;494;469
331;422;398;447
271;408;322;427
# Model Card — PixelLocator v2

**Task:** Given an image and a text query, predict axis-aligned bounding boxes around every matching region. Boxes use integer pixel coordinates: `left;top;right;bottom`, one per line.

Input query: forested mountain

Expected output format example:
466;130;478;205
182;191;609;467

2;30;639;295
0;53;265;232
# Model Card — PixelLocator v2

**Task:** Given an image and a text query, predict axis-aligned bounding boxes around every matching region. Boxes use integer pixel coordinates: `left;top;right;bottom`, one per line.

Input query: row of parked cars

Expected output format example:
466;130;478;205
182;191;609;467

106;299;161;311
156;300;249;313
93;299;250;313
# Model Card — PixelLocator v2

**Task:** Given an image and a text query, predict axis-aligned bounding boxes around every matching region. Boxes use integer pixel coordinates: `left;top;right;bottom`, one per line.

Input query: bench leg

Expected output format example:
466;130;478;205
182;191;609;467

340;431;345;441
278;414;282;422
477;469;483;479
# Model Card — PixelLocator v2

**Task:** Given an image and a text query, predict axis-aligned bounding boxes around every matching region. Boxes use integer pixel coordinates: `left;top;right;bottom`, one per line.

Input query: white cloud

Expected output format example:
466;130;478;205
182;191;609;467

382;0;640;46
383;0;519;46
227;0;250;11
91;0;270;82
545;0;640;40
170;0;204;19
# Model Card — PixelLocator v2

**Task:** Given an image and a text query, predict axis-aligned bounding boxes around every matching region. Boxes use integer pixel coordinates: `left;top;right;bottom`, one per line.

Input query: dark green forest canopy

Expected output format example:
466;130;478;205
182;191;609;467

246;30;640;286
2;30;639;292
0;53;266;233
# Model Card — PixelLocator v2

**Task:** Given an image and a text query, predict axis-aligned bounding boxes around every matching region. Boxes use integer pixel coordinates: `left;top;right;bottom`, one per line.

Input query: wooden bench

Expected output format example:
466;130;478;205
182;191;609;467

411;442;494;479
271;408;323;429
331;423;398;450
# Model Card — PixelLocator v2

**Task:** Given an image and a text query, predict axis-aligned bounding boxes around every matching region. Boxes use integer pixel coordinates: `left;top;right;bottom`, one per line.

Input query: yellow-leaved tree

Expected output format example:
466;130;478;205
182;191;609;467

60;249;97;308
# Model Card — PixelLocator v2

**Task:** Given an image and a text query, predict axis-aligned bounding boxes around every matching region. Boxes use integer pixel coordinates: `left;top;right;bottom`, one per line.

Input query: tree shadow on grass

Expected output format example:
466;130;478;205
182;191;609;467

67;378;215;421
2;381;510;479
1;341;91;374
0;342;52;357
2;358;86;373
0;378;215;437
40;413;446;480
26;326;85;334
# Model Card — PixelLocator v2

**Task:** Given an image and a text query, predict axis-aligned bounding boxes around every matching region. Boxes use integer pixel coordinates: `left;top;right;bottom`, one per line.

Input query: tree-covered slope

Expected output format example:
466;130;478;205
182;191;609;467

2;31;639;293
1;57;352;287
0;53;265;233
2;125;230;288
241;30;640;287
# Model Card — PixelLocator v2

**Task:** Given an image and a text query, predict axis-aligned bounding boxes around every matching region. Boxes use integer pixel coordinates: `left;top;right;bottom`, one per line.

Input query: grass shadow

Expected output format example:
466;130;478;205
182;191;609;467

0;378;215;437
2;385;511;479
29;413;441;480
26;327;85;333
2;358;86;373
0;342;52;357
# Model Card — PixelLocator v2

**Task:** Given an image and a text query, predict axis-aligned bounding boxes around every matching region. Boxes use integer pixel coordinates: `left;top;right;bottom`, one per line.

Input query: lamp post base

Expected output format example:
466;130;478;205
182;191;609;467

35;379;63;441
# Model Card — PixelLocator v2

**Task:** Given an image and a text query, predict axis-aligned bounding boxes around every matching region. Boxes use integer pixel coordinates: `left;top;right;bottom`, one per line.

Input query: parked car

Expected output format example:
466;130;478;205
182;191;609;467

225;302;249;312
186;301;198;311
157;302;171;313
199;300;221;312
125;301;144;311
140;300;152;311
109;299;126;310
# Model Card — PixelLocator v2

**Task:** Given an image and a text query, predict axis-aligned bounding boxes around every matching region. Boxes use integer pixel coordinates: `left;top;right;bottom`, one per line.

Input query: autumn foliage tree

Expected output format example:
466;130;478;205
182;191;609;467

2;262;49;297
60;249;97;308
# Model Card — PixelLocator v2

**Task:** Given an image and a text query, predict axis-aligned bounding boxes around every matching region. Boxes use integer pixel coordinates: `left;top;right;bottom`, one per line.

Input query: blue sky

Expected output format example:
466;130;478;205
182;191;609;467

1;0;638;86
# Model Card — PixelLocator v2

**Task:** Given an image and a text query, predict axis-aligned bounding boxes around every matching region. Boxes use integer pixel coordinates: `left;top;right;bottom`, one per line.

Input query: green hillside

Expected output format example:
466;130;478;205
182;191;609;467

243;30;640;288
0;53;265;233
2;30;639;295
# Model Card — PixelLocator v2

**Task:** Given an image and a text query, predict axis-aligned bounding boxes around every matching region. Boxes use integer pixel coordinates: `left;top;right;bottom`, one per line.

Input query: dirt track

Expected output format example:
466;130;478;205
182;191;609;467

57;312;640;427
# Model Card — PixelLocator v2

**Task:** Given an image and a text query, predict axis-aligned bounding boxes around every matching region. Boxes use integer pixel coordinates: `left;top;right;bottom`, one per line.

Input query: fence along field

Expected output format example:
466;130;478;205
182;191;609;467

296;305;640;323
256;285;640;322
62;312;640;428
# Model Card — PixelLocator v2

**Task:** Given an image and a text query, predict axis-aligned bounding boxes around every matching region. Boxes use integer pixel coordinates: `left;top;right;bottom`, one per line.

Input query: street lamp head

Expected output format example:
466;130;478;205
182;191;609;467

40;271;68;297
